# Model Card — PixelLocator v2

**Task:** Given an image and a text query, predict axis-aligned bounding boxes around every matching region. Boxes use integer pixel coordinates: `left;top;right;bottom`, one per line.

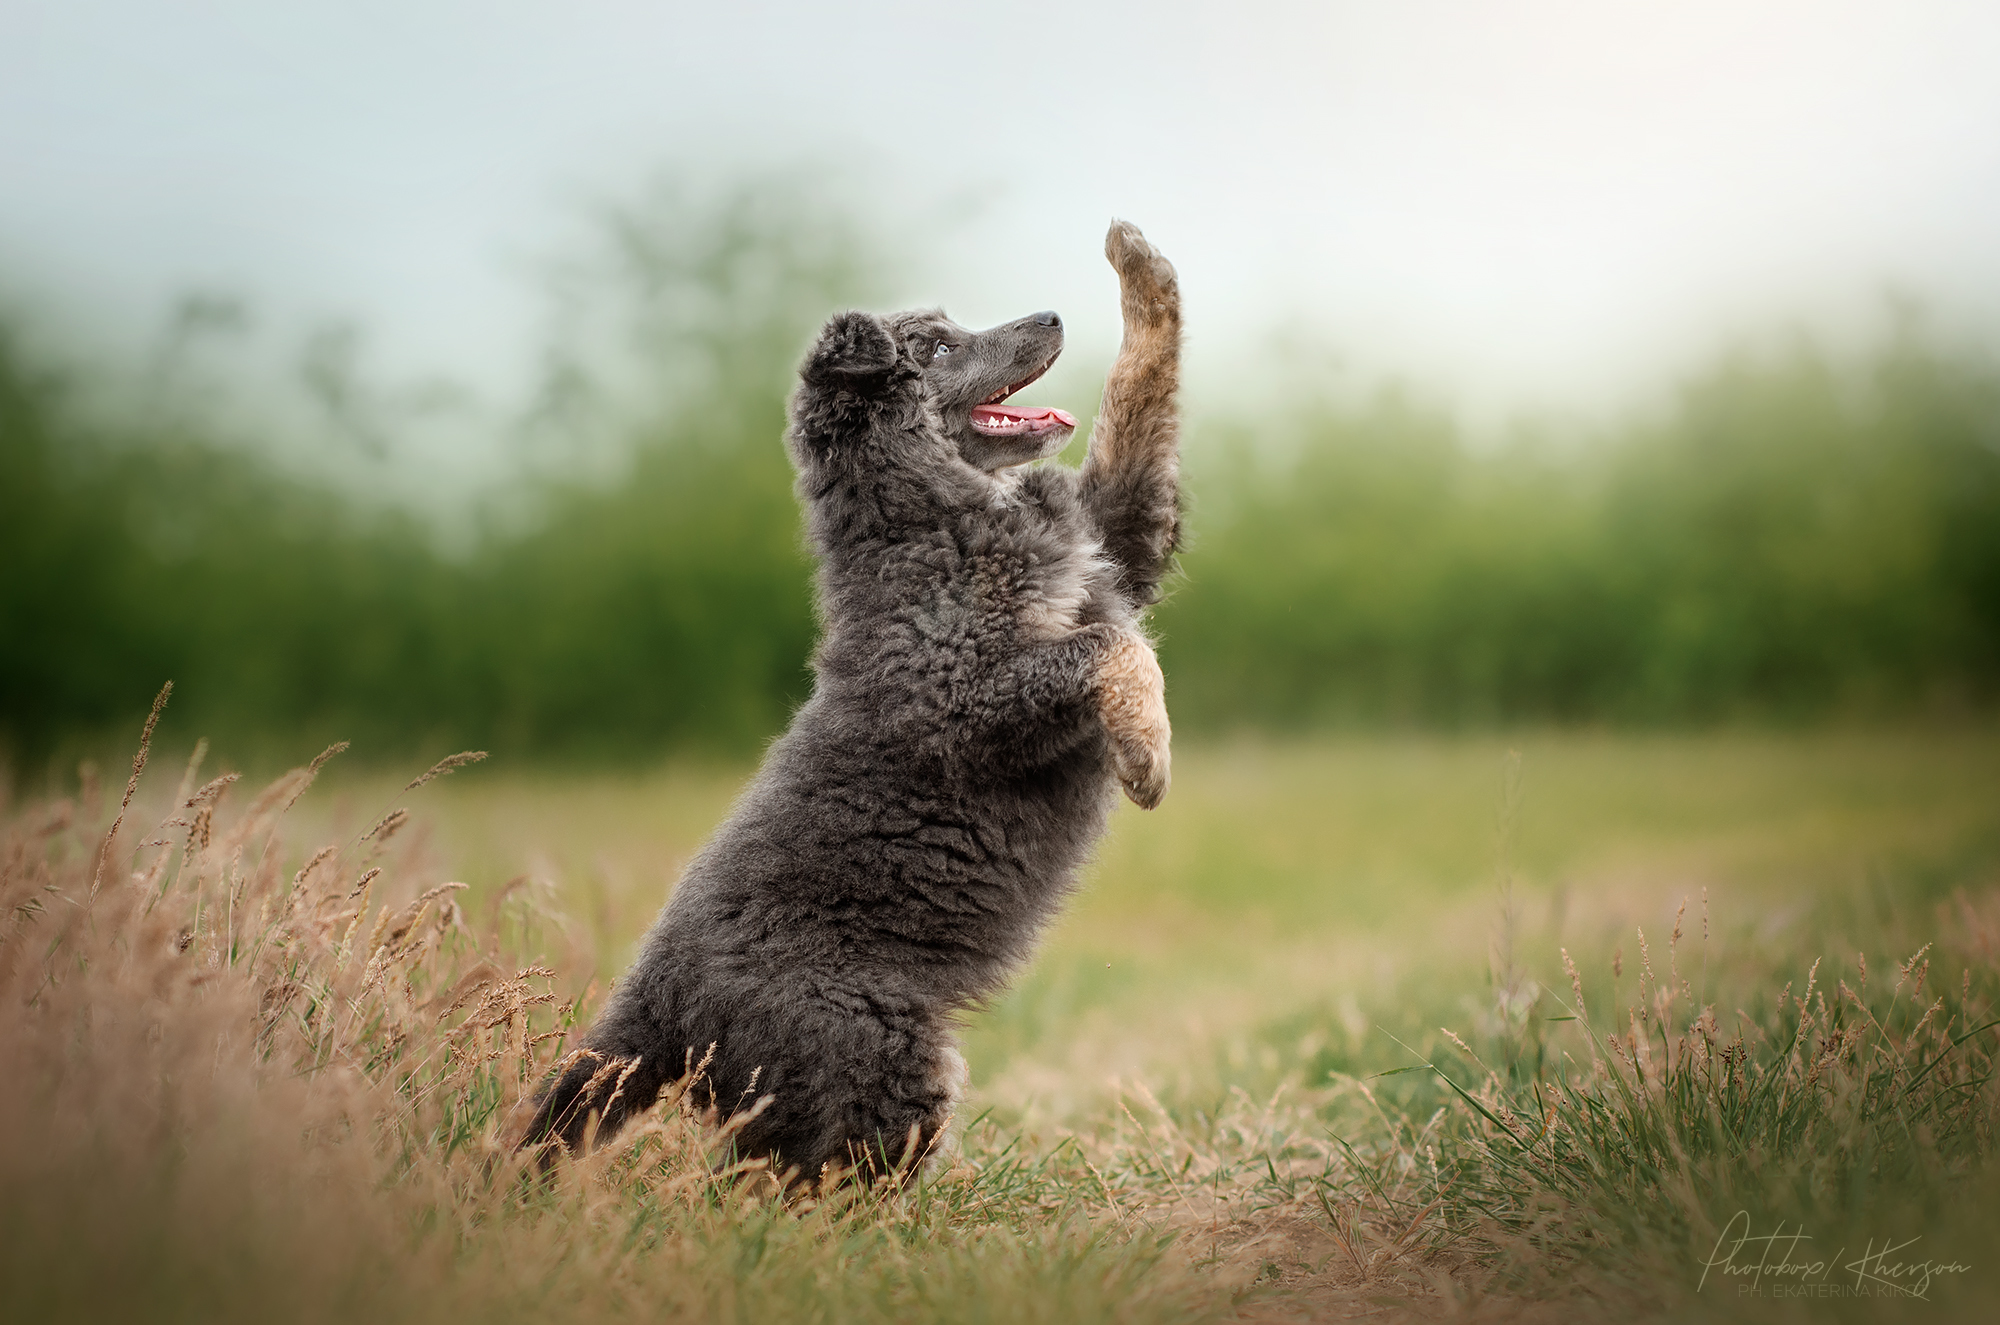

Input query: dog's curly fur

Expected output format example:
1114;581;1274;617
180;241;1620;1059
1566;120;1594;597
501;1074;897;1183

519;222;1182;1184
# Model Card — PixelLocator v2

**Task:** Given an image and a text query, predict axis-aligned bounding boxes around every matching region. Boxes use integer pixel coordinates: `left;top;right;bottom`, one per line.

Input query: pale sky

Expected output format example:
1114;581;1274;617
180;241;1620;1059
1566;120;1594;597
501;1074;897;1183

6;0;2000;449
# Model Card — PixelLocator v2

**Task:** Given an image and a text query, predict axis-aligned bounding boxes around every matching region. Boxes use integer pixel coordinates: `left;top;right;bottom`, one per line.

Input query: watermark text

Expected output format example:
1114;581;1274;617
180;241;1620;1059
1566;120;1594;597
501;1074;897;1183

1698;1211;1971;1301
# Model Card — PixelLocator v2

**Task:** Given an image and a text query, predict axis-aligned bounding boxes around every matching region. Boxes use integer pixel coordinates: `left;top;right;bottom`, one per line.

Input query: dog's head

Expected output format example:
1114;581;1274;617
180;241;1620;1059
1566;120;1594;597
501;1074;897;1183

800;307;1074;472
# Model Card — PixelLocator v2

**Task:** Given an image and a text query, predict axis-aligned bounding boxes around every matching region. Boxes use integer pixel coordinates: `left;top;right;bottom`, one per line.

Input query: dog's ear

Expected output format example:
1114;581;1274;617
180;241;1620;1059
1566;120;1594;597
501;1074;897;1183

801;311;902;391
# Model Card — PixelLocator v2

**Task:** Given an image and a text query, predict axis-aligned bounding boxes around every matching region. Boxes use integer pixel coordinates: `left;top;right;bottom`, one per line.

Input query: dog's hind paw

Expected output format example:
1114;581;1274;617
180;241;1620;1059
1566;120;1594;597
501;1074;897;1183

1093;627;1171;810
1105;220;1180;330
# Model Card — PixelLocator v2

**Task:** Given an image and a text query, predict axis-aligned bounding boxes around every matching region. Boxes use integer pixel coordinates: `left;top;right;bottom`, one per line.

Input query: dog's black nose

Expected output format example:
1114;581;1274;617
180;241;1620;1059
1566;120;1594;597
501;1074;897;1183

1033;310;1061;328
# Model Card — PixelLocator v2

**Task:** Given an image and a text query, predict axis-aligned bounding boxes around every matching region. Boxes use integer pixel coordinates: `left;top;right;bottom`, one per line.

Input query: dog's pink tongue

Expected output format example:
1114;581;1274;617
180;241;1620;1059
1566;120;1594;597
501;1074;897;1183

972;404;1078;428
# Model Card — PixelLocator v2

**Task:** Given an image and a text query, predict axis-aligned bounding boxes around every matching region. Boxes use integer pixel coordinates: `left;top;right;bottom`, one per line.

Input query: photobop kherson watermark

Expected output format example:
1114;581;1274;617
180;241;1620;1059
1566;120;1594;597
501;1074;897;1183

1698;1211;1973;1301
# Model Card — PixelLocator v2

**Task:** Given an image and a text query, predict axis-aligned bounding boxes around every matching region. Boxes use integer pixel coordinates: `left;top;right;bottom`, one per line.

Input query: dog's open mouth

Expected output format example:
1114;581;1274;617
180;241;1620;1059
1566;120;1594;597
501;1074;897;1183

970;354;1076;439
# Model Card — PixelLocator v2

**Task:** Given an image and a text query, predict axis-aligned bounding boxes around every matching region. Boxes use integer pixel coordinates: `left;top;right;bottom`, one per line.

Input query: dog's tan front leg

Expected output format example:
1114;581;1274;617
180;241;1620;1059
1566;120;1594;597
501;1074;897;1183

1081;221;1183;604
1094;628;1170;809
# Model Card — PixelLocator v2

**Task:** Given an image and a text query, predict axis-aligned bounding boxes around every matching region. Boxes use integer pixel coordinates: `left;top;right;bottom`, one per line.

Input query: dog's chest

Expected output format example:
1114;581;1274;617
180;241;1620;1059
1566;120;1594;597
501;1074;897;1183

888;521;1101;651
973;497;1108;640
1009;539;1102;639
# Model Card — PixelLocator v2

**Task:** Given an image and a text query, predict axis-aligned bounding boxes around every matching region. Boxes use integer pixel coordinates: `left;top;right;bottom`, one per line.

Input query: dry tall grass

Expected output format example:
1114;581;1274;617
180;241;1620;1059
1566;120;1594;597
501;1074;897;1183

0;697;1280;1324
5;700;1997;1323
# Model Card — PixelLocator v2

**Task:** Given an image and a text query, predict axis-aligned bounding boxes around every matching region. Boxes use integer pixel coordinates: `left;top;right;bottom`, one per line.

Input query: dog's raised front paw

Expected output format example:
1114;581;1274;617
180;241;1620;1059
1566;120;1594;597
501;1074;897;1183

1093;627;1171;809
1105;220;1180;330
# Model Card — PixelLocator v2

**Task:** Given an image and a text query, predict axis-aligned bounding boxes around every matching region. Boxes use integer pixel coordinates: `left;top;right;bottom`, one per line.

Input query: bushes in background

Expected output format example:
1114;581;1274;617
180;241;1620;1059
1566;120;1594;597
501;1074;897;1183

4;198;1998;765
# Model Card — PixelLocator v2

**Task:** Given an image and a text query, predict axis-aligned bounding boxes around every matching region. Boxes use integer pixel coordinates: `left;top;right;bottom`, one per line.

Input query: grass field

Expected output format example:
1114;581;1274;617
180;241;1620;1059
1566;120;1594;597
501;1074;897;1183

6;723;1998;1322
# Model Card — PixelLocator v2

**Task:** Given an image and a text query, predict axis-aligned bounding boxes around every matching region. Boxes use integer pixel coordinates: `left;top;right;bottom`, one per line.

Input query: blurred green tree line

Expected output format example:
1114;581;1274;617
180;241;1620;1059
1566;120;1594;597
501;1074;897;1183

1162;326;2000;728
4;187;1998;768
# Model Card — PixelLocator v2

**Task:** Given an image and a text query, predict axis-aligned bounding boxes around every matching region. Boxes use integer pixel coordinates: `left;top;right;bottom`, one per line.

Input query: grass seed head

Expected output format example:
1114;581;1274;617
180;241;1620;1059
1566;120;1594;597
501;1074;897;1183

402;750;489;794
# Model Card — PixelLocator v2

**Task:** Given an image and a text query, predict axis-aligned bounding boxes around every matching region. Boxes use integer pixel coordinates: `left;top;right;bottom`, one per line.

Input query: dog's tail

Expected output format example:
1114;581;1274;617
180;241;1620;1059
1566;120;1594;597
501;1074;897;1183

514;1047;663;1163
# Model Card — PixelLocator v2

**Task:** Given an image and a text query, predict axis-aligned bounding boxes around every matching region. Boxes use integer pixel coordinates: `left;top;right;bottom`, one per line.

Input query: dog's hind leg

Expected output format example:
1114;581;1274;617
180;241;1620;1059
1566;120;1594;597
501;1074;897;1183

917;1040;970;1179
1080;220;1183;607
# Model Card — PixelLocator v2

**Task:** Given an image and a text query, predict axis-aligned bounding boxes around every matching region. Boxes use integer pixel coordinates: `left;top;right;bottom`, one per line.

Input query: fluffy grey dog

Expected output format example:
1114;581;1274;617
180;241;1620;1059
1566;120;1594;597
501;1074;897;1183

519;221;1183;1185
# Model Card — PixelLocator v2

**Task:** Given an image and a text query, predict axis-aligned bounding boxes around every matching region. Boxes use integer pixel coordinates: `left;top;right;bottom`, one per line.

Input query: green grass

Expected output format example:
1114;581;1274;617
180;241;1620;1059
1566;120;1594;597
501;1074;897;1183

7;726;1998;1322
385;726;2000;1080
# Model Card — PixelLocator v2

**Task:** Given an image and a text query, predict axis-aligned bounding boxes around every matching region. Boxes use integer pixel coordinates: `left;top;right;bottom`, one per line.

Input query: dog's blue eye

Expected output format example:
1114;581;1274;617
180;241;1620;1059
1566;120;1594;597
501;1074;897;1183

932;342;952;359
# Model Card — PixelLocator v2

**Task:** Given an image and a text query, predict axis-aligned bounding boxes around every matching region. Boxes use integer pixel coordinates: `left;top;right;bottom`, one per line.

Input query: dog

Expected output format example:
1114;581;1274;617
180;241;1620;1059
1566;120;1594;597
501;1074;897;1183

518;221;1183;1185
